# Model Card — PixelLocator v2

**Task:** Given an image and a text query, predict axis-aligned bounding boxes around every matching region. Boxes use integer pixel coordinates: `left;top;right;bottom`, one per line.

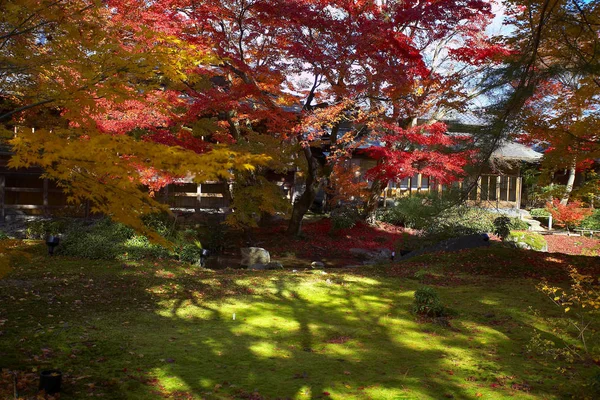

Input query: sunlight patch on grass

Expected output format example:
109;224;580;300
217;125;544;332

2;246;599;399
479;298;500;305
295;385;312;398
153;370;193;392
249;341;291;358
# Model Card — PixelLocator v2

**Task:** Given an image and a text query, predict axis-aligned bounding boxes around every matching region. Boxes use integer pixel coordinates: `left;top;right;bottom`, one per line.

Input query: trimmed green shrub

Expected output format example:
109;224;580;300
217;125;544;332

508;217;529;231
413;287;446;317
580;209;600;230
58;218;169;260
121;235;171;260
378;195;435;228
530;208;551;217
422;207;494;240
57;219;136;259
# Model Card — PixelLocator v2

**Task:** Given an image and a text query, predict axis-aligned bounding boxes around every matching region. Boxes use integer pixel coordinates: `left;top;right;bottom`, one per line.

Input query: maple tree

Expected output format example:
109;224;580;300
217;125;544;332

545;198;592;230
497;0;599;203
271;0;503;229
1;0;270;240
520;78;600;204
2;0;508;238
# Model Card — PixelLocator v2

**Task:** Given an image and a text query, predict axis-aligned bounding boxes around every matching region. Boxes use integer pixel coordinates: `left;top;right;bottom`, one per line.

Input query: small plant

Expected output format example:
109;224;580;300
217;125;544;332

412;287;445;317
178;241;205;264
537;267;600;361
330;206;361;232
0;230;9;240
413;269;429;283
526;331;577;362
493;216;511;240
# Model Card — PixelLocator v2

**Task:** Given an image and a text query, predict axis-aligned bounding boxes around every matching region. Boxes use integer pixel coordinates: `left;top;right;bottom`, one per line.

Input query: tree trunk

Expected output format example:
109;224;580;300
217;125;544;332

363;179;384;225
560;158;577;205
287;146;320;236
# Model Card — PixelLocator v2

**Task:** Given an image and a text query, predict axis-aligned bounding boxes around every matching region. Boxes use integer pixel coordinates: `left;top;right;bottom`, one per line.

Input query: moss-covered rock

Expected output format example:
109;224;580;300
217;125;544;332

506;231;548;252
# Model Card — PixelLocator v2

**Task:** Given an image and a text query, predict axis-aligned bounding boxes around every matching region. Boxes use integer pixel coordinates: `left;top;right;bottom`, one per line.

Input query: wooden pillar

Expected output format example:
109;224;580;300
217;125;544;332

416;173;422;193
408;177;412;196
196;183;202;212
163;184;170;204
84;200;90;219
496;176;501;205
43;178;49;216
476;176;482;202
0;175;5;223
506;176;511;204
516;177;522;209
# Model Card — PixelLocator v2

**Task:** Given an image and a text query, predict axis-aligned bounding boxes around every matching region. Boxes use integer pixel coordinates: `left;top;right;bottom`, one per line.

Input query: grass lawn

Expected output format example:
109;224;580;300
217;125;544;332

1;240;599;399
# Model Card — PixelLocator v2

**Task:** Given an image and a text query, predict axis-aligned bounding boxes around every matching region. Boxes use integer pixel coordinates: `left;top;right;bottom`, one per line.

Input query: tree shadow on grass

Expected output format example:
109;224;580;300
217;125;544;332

1;252;596;399
116;272;589;399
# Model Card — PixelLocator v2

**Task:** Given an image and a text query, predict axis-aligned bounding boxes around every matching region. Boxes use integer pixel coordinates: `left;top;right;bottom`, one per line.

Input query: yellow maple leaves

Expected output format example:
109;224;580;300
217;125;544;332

9;128;270;243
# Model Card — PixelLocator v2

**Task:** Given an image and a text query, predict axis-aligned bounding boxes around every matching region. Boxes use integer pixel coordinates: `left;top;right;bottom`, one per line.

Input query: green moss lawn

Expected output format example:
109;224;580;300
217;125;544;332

1;240;599;399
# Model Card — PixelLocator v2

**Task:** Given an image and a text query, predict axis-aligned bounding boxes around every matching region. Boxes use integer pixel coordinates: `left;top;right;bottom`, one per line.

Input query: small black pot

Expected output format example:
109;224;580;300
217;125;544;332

39;369;62;394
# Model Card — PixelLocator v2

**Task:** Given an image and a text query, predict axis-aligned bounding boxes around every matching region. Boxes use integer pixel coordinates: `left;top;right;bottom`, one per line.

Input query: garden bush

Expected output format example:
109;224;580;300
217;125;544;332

122;235;171;260
530;185;567;207
58;218;169;260
508;217;529;230
422;207;494;240
378;195;436;229
530;208;551;217
580;209;600;230
141;212;174;238
57;218;136;259
26;219;70;239
412;287;446;317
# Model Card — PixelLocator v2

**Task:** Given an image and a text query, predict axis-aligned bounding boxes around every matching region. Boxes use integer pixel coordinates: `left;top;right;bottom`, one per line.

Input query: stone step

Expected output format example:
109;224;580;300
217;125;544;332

523;217;546;232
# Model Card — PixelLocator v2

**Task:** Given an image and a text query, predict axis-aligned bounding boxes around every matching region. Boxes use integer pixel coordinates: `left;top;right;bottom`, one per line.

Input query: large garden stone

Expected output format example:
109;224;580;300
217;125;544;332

506;232;548;252
311;261;325;269
240;247;270;267
350;248;393;262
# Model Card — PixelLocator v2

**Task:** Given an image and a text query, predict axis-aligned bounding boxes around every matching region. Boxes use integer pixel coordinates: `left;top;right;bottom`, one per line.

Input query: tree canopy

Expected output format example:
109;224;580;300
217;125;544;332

5;0;593;237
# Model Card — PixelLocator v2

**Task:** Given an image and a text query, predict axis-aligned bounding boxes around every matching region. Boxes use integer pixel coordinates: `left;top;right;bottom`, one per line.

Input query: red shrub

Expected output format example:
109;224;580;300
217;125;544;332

545;199;592;230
